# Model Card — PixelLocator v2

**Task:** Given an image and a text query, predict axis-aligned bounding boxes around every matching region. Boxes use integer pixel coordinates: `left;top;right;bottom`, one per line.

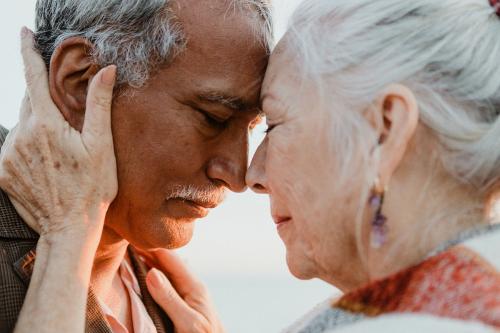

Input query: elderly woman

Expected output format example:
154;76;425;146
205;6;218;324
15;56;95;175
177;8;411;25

245;0;500;330
2;0;500;332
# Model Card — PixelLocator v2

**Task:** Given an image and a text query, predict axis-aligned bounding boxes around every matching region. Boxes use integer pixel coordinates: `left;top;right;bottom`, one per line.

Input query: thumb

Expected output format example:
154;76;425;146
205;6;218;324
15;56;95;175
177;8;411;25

146;268;196;328
82;65;116;147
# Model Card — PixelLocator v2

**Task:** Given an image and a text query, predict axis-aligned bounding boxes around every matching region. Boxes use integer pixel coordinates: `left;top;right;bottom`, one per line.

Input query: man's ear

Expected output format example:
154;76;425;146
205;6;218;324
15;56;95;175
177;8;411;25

373;84;419;188
49;37;100;132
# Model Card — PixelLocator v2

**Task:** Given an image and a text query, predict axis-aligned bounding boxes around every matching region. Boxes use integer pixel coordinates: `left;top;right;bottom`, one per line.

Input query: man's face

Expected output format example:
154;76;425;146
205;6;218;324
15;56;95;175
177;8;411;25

105;1;268;249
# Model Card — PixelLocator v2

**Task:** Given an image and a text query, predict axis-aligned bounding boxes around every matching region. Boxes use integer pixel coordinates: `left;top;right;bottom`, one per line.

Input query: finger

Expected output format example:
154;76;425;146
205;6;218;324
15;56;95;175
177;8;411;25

135;250;156;269
146;268;196;326
134;247;155;263
20;27;58;119
19;91;32;124
82;65;116;146
143;249;204;297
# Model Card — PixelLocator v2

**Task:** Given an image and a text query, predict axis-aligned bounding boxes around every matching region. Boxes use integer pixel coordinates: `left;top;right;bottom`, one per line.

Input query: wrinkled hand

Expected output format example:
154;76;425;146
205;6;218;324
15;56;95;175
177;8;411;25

138;249;225;333
0;28;118;239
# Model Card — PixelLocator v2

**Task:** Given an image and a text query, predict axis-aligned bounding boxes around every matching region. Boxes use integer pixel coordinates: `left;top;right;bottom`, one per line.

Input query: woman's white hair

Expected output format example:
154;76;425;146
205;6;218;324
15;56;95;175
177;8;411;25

285;0;500;263
288;0;500;192
34;0;273;88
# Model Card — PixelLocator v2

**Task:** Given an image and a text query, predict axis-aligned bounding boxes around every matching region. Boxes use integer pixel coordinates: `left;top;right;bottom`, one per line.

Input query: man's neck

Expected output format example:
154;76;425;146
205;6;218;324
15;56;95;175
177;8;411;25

91;226;129;300
92;226;134;332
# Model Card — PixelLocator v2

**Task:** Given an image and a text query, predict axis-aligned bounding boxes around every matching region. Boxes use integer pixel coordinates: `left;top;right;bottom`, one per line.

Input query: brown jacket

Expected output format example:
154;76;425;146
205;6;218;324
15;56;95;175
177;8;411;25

0;125;173;333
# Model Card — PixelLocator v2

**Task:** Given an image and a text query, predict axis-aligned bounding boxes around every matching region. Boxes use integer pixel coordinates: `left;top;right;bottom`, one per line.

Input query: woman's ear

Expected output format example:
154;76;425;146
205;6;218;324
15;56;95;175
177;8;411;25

374;84;419;188
49;37;100;132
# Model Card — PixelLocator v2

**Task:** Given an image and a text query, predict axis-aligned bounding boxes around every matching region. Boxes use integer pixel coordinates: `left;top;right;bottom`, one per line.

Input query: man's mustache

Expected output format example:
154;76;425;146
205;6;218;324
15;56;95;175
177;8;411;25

166;184;226;207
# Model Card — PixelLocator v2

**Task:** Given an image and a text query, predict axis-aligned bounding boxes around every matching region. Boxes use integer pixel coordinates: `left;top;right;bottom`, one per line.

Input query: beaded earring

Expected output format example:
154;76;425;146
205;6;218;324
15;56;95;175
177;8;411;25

369;177;388;249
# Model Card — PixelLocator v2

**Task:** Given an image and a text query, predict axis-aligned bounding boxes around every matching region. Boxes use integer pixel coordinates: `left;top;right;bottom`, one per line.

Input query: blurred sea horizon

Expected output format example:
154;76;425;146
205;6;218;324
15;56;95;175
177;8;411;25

201;274;337;333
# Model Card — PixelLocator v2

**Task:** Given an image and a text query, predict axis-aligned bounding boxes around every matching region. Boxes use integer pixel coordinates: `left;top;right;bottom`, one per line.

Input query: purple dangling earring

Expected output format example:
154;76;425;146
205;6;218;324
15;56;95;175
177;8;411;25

369;178;388;249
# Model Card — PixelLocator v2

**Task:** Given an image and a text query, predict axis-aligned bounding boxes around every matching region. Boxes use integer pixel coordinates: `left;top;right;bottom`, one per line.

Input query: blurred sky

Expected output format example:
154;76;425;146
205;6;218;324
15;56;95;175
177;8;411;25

0;4;335;331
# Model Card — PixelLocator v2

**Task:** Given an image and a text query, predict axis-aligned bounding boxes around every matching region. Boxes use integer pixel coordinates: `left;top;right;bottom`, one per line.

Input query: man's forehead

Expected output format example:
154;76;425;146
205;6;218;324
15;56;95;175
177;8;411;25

175;0;246;25
167;0;269;110
174;0;266;47
174;0;265;18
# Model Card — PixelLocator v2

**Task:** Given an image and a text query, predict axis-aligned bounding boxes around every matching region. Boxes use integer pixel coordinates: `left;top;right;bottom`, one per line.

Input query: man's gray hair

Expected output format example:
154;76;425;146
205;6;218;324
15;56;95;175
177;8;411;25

35;0;273;88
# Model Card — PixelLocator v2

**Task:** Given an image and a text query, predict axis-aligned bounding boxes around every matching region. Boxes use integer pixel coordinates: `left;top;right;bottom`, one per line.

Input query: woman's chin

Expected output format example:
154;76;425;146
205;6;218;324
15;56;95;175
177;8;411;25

286;251;317;281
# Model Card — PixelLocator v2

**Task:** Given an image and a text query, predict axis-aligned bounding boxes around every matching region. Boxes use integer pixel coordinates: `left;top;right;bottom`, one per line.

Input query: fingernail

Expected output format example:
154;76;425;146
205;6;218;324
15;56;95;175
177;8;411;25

101;65;117;86
139;255;152;266
149;268;165;289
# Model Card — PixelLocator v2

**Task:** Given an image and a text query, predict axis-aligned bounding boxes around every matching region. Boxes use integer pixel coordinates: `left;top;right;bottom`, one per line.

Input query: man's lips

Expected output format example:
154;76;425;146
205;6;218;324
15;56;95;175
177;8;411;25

186;199;218;209
183;199;221;217
184;200;210;218
167;198;219;219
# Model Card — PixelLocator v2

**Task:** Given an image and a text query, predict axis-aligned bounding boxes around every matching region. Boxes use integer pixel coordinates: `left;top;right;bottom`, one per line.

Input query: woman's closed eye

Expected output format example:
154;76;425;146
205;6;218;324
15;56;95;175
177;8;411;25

265;124;276;134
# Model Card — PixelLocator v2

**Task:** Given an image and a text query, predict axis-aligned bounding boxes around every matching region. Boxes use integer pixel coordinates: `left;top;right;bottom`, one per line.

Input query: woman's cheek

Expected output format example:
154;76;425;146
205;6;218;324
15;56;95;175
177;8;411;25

266;142;298;189
268;128;297;159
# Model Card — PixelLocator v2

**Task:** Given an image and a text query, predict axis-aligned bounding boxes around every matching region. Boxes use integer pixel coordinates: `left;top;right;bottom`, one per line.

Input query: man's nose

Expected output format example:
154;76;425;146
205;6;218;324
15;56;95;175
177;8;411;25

246;139;268;194
206;132;249;193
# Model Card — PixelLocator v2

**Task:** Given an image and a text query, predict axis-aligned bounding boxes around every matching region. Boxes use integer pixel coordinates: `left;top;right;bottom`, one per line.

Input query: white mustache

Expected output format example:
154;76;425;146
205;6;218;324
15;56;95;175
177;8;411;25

166;184;226;206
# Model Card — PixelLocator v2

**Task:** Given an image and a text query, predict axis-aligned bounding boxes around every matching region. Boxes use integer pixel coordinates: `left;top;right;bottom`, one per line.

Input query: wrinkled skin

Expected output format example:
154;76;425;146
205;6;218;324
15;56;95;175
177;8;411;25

46;1;268;250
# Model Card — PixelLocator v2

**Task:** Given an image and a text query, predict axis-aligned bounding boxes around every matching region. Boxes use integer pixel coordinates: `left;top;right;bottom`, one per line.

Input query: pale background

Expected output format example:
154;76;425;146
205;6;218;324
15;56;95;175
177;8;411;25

0;2;336;332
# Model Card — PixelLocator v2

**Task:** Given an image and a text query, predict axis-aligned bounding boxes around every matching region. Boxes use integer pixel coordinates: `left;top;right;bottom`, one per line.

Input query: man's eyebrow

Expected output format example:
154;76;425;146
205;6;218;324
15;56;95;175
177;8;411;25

197;92;250;111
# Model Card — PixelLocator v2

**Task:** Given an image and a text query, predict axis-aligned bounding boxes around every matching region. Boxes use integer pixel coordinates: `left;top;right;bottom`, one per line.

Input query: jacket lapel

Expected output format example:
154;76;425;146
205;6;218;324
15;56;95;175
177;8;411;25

10;247;113;333
128;247;175;333
86;288;114;333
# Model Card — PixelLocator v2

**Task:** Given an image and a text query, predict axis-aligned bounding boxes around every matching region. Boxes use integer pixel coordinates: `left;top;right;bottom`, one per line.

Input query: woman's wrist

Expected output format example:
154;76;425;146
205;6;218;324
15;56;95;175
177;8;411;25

38;205;109;241
8;191;110;242
17;219;99;333
36;221;102;291
38;215;104;251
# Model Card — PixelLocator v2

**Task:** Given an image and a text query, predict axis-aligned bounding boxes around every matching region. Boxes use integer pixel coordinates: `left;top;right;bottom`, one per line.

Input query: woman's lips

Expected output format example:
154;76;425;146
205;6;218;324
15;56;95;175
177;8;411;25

273;216;292;226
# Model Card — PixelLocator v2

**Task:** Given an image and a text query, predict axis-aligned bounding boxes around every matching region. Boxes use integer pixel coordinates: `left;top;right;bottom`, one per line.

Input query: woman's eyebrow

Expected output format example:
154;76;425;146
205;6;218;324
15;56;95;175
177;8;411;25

260;92;282;110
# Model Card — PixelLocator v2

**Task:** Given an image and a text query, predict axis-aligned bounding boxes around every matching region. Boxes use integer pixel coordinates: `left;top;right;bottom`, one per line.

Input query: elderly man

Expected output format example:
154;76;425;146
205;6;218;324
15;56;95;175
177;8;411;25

0;0;271;332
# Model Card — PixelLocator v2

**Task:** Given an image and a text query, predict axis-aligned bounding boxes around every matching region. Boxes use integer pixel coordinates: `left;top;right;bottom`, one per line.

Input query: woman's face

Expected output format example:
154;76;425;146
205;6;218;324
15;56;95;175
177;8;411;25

247;41;368;288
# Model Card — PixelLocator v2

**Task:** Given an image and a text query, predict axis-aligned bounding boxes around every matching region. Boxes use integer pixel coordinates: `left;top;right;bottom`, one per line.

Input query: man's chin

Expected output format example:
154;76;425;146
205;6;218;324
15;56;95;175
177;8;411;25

126;218;196;250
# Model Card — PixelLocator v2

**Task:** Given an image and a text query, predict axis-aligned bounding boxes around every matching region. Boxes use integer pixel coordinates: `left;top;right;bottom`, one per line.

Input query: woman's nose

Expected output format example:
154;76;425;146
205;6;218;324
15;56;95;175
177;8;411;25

246;140;269;194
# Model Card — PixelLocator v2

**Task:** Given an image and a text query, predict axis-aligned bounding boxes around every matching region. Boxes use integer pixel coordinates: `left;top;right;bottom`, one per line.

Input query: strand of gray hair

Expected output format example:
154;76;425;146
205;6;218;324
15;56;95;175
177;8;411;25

35;0;273;88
